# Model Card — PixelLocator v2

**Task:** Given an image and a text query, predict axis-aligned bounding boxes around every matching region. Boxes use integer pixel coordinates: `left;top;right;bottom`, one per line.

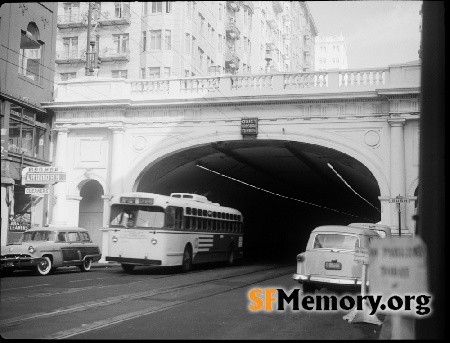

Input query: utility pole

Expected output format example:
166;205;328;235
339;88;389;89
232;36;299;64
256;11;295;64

85;2;93;76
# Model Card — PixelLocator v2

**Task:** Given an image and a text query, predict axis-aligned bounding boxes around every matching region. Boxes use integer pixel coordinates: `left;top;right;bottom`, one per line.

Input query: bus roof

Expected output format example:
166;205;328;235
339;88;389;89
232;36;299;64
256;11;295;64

111;192;242;215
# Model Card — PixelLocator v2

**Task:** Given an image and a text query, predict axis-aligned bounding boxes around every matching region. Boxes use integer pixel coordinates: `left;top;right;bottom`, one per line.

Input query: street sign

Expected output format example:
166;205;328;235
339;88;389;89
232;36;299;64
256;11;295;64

354;247;369;265
25;188;50;195
389;196;413;203
21;166;66;185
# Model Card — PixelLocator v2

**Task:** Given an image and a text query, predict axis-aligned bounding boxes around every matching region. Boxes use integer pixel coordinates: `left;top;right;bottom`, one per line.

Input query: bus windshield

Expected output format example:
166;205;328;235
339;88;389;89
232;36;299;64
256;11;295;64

110;205;165;229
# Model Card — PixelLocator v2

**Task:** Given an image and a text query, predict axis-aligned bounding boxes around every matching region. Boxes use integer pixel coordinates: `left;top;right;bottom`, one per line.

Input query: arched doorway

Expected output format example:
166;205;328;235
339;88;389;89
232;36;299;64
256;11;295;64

78;180;104;245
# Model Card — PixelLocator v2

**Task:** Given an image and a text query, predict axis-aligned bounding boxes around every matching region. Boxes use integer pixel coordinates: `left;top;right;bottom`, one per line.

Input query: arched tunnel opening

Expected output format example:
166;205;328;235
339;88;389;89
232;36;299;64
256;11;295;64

136;140;381;264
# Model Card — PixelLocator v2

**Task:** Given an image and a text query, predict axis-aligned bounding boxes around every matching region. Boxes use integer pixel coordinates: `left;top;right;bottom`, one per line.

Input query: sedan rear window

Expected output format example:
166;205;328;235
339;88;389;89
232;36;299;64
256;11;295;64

313;234;359;250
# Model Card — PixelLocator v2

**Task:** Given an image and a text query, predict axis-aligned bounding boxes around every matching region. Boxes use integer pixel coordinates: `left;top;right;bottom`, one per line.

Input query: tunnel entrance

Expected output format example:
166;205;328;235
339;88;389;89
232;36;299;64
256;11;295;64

135;140;381;263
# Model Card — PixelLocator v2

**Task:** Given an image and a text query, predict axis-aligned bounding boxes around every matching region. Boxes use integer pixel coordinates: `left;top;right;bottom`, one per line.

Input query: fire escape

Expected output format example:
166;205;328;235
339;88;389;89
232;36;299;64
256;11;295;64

225;1;241;74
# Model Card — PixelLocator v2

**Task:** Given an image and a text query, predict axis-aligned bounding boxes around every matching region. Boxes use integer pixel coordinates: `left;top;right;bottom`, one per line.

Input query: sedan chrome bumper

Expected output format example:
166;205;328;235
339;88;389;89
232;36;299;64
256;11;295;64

292;273;368;287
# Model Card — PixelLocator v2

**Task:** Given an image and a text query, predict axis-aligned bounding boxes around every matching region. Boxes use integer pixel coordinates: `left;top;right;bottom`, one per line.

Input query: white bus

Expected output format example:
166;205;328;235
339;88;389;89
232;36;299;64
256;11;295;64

105;192;244;272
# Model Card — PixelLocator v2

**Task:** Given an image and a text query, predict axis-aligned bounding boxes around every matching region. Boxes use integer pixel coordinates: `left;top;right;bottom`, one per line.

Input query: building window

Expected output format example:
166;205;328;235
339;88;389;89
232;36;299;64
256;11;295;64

113;34;128;53
164;30;171;50
165;1;172;13
185;69;190;77
111;70;127;78
152;2;163;13
218;34;222;52
143;2;148;15
191;36;196;56
218;3;223;21
186;2;191;18
63;2;80;22
199;13;204;34
148;67;160;79
62;37;78;59
244;36;247;52
150;30;162;49
18;23;43;83
8;105;50;160
163;67;171;78
60;72;76;81
185;33;191;54
142;31;147;51
141;67;146;78
115;2;129;18
198;47;204;68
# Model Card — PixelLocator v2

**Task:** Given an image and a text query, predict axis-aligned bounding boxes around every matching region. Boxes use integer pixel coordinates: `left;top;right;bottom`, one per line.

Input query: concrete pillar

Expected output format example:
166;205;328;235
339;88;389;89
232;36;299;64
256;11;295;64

109;127;125;197
388;118;407;234
51;128;69;226
101;195;110;228
66;195;82;226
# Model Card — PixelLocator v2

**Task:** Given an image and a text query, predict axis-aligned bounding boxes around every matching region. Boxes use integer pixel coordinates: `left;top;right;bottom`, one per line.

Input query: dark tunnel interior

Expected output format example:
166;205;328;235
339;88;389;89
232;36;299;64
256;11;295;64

136;140;381;263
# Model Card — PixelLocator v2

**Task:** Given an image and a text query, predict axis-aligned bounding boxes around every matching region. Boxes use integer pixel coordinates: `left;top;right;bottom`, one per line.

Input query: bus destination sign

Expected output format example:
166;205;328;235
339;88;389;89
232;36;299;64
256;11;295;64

241;118;258;135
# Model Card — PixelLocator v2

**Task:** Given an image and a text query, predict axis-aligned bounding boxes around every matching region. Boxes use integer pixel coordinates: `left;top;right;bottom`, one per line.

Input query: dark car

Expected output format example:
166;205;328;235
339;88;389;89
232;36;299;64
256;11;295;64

1;227;101;276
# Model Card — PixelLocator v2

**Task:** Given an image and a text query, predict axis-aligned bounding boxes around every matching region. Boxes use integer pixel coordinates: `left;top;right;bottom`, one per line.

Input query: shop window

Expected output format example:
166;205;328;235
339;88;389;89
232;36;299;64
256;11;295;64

18;23;43;83
8;105;50;160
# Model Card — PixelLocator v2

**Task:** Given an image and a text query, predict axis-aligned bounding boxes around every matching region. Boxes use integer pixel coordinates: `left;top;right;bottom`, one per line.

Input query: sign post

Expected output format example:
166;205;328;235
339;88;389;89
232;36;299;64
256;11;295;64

389;195;413;237
343;247;382;325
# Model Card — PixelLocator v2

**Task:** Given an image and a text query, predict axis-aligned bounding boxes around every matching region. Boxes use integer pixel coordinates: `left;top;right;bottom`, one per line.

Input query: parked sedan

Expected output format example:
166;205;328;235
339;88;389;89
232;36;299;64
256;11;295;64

292;225;385;293
0;227;101;276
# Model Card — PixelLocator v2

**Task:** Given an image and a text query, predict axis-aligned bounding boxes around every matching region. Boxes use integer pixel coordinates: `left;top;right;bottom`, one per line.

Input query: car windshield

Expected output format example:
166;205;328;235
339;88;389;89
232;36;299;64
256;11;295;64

313;233;359;250
20;231;57;242
110;205;165;228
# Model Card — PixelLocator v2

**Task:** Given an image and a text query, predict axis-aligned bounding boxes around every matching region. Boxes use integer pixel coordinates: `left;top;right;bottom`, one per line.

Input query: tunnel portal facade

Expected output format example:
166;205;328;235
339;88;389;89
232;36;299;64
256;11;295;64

41;62;421;249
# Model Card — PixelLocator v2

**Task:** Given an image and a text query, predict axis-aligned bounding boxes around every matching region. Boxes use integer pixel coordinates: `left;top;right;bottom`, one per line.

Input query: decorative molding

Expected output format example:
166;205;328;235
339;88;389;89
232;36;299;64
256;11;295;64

41;16;49;29
19;4;28;15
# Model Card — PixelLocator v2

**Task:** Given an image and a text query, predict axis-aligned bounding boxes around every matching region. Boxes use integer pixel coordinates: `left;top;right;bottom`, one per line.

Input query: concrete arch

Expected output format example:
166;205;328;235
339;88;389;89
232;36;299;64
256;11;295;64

407;177;419;197
126;130;390;199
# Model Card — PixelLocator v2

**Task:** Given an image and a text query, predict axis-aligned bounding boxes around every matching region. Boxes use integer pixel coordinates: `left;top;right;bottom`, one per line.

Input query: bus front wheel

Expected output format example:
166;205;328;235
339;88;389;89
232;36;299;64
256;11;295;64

181;245;192;273
121;263;135;273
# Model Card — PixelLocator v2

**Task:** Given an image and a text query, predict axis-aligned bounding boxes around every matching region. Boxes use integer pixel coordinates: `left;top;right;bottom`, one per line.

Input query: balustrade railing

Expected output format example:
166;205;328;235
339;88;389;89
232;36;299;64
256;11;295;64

339;68;387;86
73;64;416;103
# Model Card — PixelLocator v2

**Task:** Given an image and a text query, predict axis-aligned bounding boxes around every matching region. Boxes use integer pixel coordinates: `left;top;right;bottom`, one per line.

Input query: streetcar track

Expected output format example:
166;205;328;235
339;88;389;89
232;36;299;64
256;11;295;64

0;264;277;303
45;268;293;339
0;265;290;328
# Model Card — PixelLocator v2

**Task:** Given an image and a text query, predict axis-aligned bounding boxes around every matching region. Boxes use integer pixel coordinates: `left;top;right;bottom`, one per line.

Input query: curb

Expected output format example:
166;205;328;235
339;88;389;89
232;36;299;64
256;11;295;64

379;315;392;340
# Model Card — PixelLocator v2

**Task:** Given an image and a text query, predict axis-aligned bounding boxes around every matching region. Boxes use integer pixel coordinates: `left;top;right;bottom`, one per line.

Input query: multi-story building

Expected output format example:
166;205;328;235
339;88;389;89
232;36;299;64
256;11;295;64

54;1;317;81
1;3;58;245
315;34;348;71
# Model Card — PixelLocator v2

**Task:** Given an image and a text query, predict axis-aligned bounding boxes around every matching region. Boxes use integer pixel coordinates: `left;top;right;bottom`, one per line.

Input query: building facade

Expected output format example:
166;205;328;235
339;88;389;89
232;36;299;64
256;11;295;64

54;1;317;81
1;3;58;245
315;34;348;71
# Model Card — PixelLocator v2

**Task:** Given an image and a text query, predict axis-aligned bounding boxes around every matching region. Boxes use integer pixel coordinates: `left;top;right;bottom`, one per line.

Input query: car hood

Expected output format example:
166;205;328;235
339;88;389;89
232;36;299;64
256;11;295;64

1;242;51;255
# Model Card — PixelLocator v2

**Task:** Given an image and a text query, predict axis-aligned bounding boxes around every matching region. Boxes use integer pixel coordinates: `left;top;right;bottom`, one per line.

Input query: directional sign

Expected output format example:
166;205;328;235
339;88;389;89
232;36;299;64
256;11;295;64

389;198;412;203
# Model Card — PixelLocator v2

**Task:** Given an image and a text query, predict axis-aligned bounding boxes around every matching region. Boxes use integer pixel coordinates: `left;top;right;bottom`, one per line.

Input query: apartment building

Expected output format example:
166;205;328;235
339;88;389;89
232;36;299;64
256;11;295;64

1;3;58;245
54;1;318;81
315;34;348;71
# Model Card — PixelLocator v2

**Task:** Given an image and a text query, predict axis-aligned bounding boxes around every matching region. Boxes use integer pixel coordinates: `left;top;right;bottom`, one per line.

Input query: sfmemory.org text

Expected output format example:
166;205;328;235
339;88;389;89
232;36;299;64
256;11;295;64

248;288;431;316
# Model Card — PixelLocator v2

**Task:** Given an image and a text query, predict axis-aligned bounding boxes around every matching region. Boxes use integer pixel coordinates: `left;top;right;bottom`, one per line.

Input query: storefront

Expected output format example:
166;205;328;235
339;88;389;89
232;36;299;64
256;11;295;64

1;101;53;245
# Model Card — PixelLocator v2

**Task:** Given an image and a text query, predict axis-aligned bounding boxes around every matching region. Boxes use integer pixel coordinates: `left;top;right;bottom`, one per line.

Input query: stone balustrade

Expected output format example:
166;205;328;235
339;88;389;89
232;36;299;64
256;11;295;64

54;61;420;103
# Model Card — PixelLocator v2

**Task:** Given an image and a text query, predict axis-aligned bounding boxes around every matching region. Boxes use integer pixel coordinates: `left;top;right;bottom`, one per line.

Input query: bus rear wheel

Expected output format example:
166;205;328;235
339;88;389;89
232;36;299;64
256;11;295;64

121;263;135;273
181;245;192;273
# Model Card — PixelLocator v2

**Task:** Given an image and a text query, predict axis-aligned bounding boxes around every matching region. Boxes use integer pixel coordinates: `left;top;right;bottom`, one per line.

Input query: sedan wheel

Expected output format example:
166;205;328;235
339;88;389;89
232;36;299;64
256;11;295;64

79;258;92;272
35;256;52;276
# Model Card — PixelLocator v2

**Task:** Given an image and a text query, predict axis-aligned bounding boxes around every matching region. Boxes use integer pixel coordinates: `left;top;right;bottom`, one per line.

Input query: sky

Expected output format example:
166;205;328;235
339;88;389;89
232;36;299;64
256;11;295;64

307;1;423;69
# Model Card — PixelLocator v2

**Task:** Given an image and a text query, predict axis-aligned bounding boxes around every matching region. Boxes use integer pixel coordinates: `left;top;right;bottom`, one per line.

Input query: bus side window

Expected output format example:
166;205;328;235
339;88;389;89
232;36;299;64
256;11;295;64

185;216;191;230
192;217;197;230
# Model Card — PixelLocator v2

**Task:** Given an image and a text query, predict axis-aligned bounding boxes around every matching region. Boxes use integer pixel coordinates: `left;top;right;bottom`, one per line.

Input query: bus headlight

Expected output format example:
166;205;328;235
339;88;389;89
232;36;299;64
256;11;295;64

28;246;35;253
151;238;157;245
112;236;118;243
